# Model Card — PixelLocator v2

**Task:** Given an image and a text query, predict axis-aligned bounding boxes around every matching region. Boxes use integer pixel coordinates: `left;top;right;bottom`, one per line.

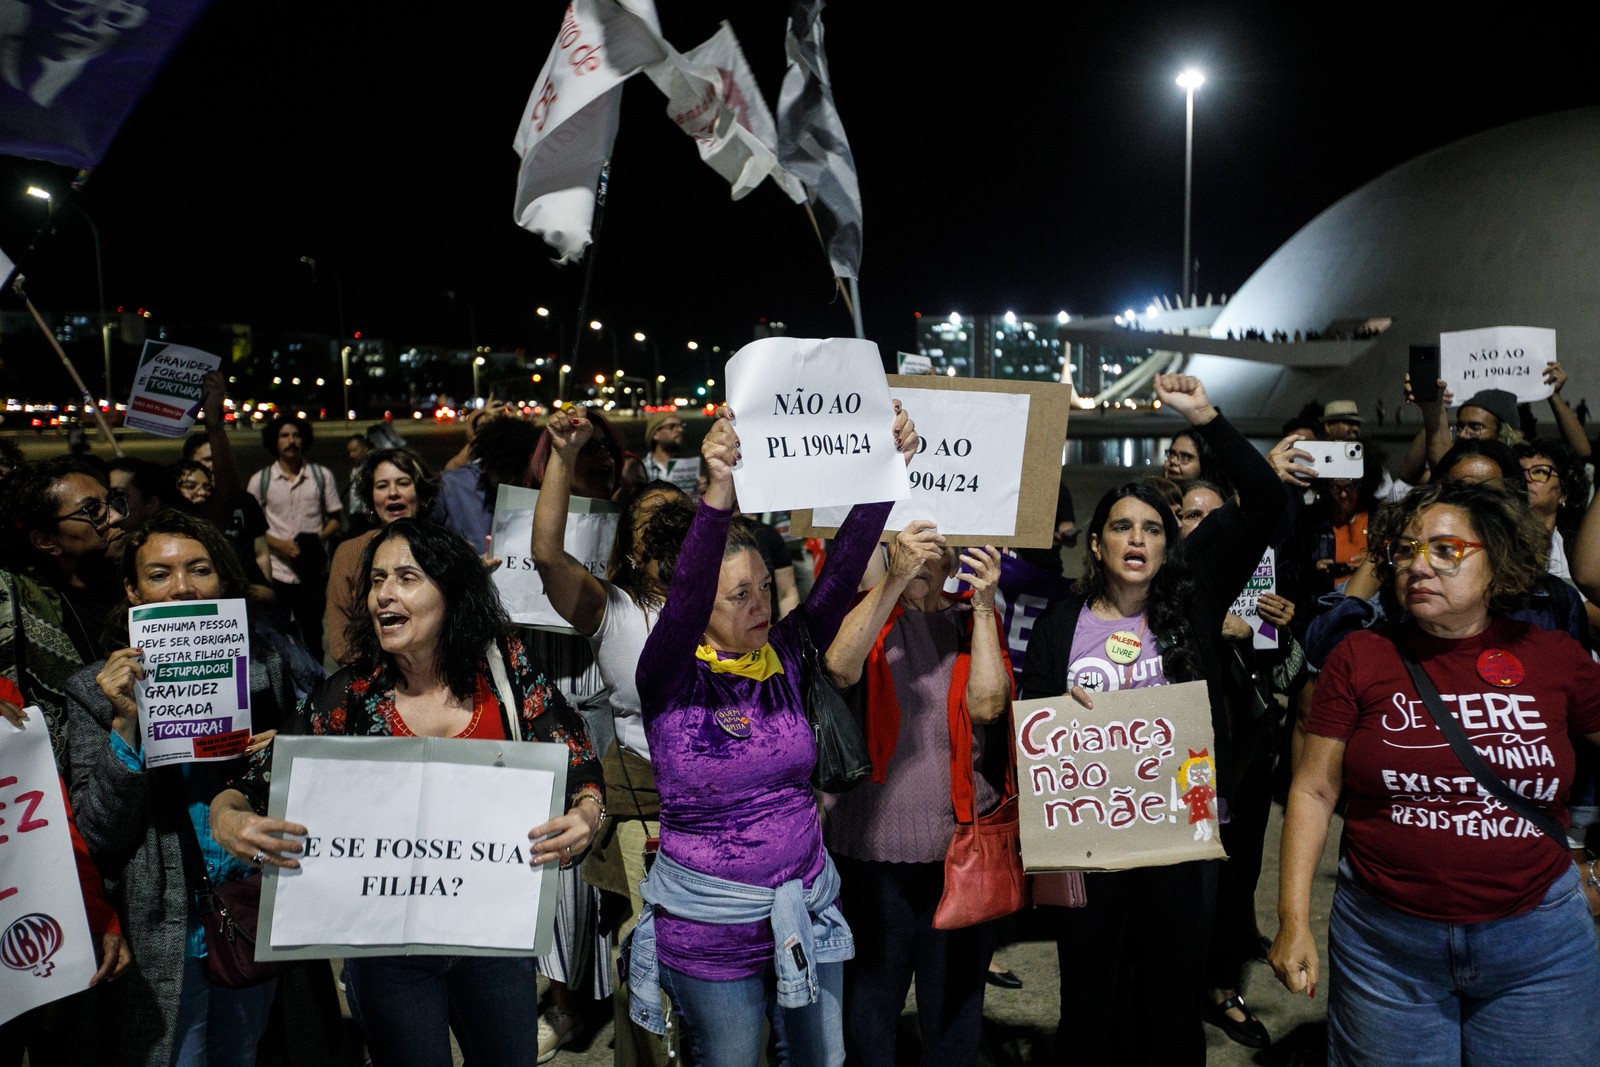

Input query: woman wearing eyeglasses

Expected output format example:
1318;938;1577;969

0;458;129;765
1511;439;1588;587
1271;479;1600;1066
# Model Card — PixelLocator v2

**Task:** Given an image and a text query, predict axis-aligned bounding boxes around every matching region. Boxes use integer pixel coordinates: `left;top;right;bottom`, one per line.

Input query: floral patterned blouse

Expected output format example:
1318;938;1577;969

235;633;601;811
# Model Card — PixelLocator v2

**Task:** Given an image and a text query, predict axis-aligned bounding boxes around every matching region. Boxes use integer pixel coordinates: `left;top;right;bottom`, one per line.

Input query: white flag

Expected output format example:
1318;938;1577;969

512;0;666;263
645;23;804;203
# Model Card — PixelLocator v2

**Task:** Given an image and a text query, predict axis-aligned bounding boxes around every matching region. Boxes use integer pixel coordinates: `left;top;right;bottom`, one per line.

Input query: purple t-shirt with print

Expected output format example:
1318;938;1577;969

1064;604;1170;694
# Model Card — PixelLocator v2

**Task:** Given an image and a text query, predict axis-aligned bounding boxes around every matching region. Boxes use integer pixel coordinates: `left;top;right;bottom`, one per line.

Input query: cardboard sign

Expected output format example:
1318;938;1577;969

129;598;252;766
490;485;621;633
1014;682;1226;871
0;716;96;1025
1229;549;1278;650
725;336;909;513
124;341;221;437
1439;326;1556;404
258;735;568;959
794;376;1072;548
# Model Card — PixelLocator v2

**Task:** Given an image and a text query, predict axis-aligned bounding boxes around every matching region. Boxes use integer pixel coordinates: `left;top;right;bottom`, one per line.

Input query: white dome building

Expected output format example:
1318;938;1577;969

1184;106;1600;417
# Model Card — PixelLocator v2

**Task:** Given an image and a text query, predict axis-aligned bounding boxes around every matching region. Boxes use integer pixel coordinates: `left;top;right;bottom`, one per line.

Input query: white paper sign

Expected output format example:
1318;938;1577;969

1439;326;1556;404
491;485;621;631
130;598;252;766
0;716;97;1025
266;743;560;955
813;386;1029;539
726;336;909;513
1228;548;1278;650
124;341;222;437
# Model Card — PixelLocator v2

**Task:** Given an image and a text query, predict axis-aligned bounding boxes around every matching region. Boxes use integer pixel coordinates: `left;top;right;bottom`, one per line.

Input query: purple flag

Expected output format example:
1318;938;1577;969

0;0;212;169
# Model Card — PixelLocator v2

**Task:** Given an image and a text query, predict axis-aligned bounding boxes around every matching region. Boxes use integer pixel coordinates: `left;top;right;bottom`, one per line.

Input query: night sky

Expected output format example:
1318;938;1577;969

3;1;1598;389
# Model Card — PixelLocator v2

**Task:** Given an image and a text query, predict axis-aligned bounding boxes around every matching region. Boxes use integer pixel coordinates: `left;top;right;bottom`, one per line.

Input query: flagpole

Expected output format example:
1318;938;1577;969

801;201;861;337
9;276;125;456
566;160;612;385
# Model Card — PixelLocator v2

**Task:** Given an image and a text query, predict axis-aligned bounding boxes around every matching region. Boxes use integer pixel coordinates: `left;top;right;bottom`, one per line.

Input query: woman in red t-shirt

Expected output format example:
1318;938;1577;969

1271;479;1600;1065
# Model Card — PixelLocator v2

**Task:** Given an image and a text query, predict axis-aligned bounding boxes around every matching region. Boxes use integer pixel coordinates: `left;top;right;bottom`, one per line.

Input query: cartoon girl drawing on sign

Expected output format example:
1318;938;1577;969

1177;748;1217;841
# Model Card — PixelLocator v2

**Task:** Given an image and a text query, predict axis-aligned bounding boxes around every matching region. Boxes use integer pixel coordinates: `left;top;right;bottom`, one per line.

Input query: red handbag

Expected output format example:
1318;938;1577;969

932;695;1028;930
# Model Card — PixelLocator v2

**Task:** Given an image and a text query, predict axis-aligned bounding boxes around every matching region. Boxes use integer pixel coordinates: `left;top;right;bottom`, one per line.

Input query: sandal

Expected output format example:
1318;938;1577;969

1201;993;1270;1049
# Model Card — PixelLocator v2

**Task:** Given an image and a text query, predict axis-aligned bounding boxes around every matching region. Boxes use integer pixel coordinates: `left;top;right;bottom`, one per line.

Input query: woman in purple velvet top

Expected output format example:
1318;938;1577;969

634;403;916;1066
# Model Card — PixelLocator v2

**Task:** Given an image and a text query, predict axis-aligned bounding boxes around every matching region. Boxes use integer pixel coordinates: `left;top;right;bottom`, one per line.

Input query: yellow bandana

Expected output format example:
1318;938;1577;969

695;643;786;681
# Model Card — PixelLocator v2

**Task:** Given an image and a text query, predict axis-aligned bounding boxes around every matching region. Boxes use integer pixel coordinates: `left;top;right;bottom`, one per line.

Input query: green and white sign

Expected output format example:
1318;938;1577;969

124;341;220;437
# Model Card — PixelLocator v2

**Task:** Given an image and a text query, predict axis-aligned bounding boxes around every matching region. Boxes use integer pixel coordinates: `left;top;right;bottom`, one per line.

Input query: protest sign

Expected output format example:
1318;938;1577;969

1439;326;1556;405
1229;548;1278;650
123;341;221;437
1014;682;1226;871
258;736;567;959
490;485;621;633
130;598;251;766
796;376;1071;547
663;457;702;495
725;337;909;513
0;717;96;1025
896;352;934;375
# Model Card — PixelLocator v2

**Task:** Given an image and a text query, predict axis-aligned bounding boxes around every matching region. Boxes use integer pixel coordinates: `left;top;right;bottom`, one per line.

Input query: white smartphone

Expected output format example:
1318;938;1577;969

1309;440;1365;480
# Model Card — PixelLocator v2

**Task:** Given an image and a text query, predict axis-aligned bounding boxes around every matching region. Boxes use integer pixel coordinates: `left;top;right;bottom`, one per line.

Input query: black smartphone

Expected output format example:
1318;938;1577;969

1409;344;1441;402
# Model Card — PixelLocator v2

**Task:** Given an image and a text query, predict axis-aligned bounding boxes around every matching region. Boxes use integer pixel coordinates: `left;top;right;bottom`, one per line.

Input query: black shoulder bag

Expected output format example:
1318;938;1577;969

794;607;871;793
1396;635;1571;851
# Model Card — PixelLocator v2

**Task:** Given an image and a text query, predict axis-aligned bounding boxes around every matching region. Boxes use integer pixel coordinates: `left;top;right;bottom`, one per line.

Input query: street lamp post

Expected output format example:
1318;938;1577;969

589;319;620;370
300;256;348;417
1176;68;1204;302
27;186;112;398
473;355;486;405
632;331;661;404
536;306;567;362
558;363;571;404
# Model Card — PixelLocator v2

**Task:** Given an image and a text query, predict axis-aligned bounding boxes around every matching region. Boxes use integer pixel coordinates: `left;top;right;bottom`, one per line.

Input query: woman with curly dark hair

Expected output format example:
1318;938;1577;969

1512;438;1588;584
1271;479;1600;1065
1021;374;1288;1066
325;448;440;664
209;519;603;1067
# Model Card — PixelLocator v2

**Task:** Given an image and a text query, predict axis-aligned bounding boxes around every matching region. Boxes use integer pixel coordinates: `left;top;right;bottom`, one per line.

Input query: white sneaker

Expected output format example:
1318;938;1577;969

537;1010;580;1064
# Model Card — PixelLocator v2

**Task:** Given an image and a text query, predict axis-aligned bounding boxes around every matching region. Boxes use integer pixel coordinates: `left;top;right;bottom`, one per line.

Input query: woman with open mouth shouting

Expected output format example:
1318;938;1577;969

210;519;603;1067
1021;373;1287;1066
324;448;439;666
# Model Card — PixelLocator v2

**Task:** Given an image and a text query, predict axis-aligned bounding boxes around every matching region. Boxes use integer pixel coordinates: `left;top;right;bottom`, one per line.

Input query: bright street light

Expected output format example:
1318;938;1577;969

1176;67;1205;300
25;185;50;200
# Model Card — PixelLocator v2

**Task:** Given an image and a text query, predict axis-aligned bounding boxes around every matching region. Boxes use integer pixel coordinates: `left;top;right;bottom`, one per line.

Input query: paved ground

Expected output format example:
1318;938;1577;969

481;805;1341;1067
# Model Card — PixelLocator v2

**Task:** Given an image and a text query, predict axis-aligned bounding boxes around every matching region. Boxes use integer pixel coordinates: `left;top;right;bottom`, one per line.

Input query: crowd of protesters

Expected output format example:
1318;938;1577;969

3;359;1600;1067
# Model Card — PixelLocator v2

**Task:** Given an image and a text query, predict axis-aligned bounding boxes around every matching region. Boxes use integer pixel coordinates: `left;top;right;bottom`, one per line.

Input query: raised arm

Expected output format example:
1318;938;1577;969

960;546;1012;725
636;413;740;712
531;410;609;636
197;372;240;530
825;520;945;687
799;401;917;647
1545;361;1592;460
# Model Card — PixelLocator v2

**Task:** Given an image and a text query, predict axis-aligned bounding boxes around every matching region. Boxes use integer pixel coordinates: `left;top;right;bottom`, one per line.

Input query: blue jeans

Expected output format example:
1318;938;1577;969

343;955;540;1067
659;962;844;1067
171;956;278;1067
1329;860;1600;1067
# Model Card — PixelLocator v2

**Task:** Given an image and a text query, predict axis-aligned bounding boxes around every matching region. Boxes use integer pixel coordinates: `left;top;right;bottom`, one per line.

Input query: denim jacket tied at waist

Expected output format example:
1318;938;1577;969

621;849;854;1035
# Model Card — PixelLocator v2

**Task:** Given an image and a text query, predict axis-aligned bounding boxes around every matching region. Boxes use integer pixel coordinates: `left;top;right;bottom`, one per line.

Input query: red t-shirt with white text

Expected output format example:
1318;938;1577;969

1310;618;1600;922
